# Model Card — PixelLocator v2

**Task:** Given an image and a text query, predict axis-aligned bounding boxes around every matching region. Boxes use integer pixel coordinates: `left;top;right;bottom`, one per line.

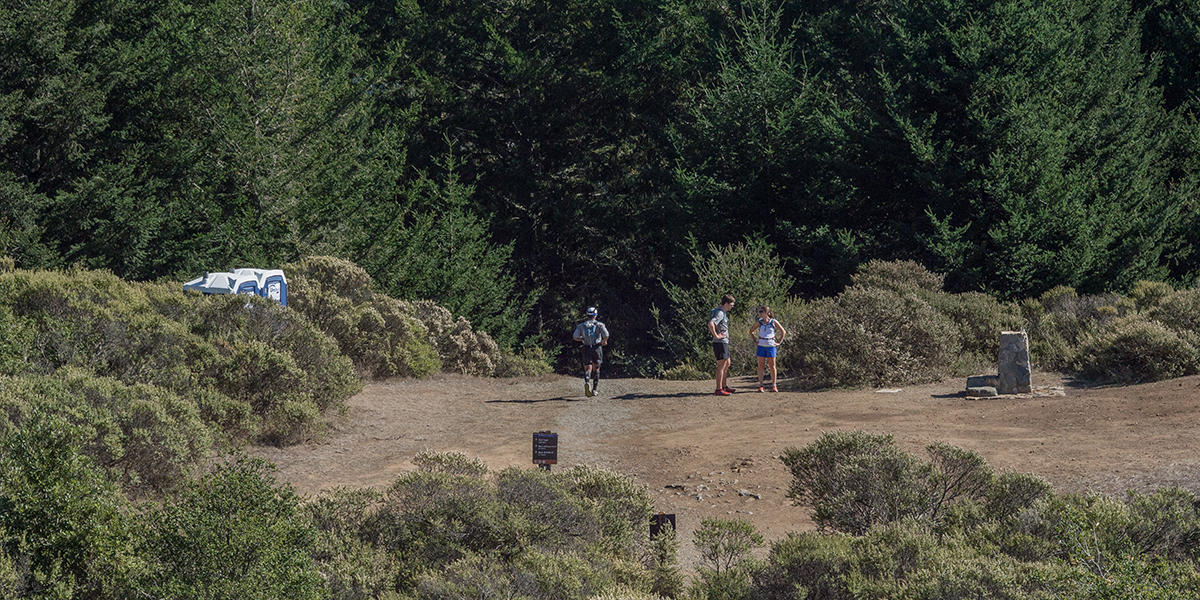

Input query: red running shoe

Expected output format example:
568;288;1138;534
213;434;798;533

723;386;736;394
715;389;731;396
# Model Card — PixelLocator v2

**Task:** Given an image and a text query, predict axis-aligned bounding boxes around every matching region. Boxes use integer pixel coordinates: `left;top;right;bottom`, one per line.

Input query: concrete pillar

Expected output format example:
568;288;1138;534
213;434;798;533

997;331;1032;394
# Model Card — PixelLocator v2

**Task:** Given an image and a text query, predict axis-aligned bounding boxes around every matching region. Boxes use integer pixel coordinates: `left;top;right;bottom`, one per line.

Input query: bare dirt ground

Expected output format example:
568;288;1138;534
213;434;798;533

252;372;1200;567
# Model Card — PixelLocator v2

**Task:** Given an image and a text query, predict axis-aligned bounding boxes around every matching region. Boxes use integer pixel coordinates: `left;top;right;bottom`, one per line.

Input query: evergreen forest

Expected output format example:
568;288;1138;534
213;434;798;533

4;0;1199;367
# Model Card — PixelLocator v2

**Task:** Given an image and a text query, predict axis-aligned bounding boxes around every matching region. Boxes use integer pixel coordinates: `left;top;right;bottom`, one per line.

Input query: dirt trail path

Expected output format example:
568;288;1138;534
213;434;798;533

252;372;1200;567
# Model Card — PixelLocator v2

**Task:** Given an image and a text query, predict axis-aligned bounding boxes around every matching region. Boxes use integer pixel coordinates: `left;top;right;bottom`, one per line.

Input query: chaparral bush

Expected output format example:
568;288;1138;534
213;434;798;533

0;410;139;599
1073;315;1200;383
138;457;326;600
690;518;763;600
337;452;658;598
781;287;960;388
662;361;708;381
0;266;362;445
1147;288;1200;334
411;300;500;376
781;432;1049;535
850;259;946;294
766;432;1200;599
1129;280;1176;311
0;370;211;494
494;345;556;378
284;255;441;378
1020;286;1133;370
921;290;1023;369
301;487;399;600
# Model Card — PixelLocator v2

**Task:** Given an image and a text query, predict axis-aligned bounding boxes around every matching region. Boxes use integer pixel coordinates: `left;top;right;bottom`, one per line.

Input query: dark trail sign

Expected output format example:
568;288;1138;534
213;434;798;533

533;431;558;466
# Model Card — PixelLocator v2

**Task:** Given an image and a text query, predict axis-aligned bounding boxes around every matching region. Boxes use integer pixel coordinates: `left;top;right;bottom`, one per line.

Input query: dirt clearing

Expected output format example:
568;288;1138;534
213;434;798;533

252;372;1200;566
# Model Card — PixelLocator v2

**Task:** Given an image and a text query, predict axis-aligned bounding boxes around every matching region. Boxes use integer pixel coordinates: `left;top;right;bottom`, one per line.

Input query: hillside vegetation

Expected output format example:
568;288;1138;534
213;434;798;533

662;252;1200;387
0;257;547;469
3;0;1199;366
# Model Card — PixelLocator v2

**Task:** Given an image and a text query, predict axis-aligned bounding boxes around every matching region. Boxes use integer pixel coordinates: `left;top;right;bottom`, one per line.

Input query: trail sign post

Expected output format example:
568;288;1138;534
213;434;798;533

650;513;676;538
533;431;558;471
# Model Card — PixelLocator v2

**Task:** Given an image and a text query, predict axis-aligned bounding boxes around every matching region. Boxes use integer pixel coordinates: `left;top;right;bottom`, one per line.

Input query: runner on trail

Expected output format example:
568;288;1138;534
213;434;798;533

709;294;735;396
573;306;609;397
749;304;786;392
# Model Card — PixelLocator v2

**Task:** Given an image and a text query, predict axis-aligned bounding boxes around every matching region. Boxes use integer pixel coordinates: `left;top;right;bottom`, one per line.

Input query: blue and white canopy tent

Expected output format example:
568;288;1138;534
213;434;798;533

183;269;287;306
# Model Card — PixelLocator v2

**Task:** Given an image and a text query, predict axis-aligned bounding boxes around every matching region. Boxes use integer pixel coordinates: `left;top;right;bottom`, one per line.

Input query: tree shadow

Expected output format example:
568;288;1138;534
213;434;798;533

610;391;713;400
485;396;585;404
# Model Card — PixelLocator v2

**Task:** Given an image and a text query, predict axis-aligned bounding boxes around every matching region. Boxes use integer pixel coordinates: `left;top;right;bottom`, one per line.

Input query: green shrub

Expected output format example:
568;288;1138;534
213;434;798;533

1129;280;1175;311
1022;286;1133;370
412;450;489;477
780;432;1036;536
662;361;708;381
0;267;361;445
285;255;513;379
0;410;138;598
139;457;326;600
0;304;33;376
647;523;683;599
494;345;555;377
0;256;13;273
1073;316;1200;383
782;431;933;534
303;488;400;600
1125;487;1200;563
0;371;211;494
691;519;761;600
369;457;654;596
656;239;794;366
781;287;960;388
850;259;945;294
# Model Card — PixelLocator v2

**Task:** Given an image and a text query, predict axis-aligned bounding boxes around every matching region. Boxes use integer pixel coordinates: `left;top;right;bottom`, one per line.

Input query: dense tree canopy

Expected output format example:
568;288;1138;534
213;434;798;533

2;0;1197;369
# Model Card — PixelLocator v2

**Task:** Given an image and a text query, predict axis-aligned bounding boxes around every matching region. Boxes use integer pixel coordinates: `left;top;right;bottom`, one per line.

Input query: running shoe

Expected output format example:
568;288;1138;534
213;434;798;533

771;385;779;392
723;386;736;394
757;386;765;393
715;389;731;396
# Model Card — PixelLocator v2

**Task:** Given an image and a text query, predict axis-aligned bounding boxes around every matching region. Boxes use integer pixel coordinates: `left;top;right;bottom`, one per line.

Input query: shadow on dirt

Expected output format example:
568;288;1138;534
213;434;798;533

485;396;581;404
611;391;713;400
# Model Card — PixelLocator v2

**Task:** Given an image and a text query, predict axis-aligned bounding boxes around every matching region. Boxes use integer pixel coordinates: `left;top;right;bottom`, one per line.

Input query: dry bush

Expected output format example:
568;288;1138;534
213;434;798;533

283;256;441;378
493;346;555;378
412;300;500;376
850;259;945;294
1073;315;1200;383
922;290;1022;370
1129;280;1175;311
780;287;960;388
1146;289;1200;334
284;256;519;378
662;361;708;381
1020;286;1133;370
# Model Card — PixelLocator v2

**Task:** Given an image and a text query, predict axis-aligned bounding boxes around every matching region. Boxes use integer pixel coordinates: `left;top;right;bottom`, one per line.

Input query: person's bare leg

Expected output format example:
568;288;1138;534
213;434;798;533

757;357;766;389
768;356;778;391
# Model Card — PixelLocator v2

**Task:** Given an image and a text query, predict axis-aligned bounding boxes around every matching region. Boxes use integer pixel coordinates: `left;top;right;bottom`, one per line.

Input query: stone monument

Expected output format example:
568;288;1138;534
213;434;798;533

996;330;1032;394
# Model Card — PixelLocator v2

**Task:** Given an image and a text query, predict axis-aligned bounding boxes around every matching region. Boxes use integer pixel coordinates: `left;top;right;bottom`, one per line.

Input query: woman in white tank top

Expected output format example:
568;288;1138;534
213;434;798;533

748;304;787;392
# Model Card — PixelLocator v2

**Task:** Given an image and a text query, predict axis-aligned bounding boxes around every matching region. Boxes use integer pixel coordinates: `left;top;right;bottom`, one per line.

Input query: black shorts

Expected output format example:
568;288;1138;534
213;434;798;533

582;345;603;365
712;342;730;360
